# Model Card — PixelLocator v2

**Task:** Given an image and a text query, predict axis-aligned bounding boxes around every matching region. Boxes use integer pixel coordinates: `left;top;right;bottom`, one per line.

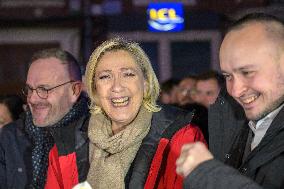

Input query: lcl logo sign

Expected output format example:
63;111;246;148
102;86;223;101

147;3;184;32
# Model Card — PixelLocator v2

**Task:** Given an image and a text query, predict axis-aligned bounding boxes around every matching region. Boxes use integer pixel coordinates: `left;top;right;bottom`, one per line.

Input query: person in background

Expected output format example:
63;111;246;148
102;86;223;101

176;13;284;189
0;94;24;128
176;75;197;106
159;78;180;105
194;70;224;108
82;38;206;189
0;48;90;189
176;75;209;144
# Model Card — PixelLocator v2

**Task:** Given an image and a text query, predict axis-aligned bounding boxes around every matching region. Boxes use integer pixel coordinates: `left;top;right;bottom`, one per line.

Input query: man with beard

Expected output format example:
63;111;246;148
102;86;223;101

176;13;284;189
0;49;90;189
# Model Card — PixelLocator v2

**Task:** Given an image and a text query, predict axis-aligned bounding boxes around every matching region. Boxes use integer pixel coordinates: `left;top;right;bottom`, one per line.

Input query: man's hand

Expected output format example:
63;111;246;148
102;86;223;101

176;142;213;177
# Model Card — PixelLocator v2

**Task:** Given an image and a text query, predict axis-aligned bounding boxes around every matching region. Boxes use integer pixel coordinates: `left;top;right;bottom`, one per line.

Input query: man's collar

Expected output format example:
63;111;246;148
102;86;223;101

249;103;284;131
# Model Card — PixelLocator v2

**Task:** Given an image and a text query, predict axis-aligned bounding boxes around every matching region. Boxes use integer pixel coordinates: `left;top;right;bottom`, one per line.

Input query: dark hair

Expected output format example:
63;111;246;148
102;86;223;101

182;75;198;80
228;12;284;32
227;13;284;43
197;70;225;87
30;48;82;81
161;79;180;94
226;12;284;57
0;95;24;120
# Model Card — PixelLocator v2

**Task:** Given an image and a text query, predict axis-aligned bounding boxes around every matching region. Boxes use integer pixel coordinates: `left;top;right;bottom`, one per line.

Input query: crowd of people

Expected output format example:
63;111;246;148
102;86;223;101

0;12;283;189
160;70;223;109
159;70;223;143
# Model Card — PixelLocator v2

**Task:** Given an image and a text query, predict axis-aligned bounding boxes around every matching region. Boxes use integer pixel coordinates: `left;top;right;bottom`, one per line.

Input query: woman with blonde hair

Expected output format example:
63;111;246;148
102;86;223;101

84;37;206;189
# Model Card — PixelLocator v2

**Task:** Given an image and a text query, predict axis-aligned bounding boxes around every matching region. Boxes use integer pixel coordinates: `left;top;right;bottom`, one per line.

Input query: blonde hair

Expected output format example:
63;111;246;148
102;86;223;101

85;37;161;114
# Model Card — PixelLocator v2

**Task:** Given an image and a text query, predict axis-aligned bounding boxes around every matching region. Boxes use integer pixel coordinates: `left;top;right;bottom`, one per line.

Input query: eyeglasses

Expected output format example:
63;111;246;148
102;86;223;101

22;80;75;99
179;88;193;96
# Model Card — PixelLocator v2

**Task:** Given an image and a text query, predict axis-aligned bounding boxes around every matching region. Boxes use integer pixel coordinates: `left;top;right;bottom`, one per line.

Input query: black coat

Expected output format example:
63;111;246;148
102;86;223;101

184;87;284;189
208;87;247;162
0;114;90;189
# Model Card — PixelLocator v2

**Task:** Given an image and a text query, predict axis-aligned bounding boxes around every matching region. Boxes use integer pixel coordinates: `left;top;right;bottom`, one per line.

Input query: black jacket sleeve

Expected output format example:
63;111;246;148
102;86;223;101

183;159;263;189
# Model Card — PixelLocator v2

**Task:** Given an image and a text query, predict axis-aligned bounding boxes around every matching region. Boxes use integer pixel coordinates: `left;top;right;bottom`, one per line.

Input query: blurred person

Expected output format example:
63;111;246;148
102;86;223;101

0;94;24;128
177;76;210;144
81;38;206;189
194;70;224;108
176;76;197;106
159;78;179;105
0;48;90;189
176;13;284;189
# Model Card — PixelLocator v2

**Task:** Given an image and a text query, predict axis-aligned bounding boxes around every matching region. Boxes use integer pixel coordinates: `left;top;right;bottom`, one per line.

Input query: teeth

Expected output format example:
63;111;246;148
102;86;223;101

242;95;258;104
112;97;128;103
112;97;129;106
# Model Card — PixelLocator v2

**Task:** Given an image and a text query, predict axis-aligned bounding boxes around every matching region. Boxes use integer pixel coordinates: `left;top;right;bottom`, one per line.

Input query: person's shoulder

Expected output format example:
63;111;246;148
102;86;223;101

157;103;190;119
210;86;246;120
148;104;192;138
75;112;91;131
1;119;22;132
211;86;238;108
154;104;195;139
0;119;25;140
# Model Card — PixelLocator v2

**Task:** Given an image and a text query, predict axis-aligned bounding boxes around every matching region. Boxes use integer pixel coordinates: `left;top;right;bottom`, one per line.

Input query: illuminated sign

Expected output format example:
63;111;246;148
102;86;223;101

147;2;184;32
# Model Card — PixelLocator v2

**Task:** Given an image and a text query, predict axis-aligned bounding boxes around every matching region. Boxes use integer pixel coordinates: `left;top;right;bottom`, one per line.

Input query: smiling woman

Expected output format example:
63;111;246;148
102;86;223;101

80;37;207;189
93;50;147;134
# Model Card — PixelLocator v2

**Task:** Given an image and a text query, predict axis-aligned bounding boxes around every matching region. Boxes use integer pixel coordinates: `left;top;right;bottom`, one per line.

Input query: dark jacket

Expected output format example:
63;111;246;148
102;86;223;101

184;87;284;189
209;86;247;162
0;114;90;189
126;104;206;189
180;103;208;144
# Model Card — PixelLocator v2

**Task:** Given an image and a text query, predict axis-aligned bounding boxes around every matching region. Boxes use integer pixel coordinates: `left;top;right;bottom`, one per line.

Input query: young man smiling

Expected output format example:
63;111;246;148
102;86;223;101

176;13;284;189
0;49;90;189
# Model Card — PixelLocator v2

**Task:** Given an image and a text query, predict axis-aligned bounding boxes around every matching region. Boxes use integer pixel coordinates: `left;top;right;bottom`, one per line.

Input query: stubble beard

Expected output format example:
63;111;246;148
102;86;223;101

32;100;74;127
249;93;284;121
